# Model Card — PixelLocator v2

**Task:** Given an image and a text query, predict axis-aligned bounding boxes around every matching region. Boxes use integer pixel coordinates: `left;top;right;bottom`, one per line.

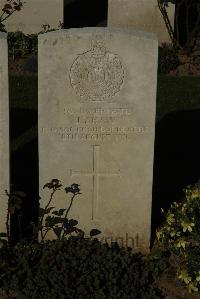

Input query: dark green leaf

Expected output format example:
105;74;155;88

90;229;101;237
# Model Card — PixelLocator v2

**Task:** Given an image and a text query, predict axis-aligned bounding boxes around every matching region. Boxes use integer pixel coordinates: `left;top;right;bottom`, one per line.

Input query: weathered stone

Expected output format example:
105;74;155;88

0;0;63;34
38;28;158;253
0;33;9;234
108;0;175;44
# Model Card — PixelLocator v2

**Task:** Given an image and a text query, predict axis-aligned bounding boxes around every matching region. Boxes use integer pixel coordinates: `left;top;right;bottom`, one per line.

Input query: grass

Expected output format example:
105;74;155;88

9;74;200;120
156;75;200;121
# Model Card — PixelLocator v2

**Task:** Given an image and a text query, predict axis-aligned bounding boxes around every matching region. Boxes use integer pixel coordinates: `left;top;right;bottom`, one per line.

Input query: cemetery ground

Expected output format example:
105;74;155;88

2;50;199;298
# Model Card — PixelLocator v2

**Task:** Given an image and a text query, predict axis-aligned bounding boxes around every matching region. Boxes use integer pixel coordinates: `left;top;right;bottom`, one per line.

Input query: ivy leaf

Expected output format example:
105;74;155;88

64;227;77;235
52;209;66;216
3;4;12;10
39;207;55;217
53;227;62;238
68;219;78;227
45;216;56;228
2;9;12;14
90;229;101;237
76;228;85;237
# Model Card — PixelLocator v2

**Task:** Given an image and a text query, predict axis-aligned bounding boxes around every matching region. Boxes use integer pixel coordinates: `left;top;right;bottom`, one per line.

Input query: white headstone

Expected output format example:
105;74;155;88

38;28;158;253
0;32;9;234
108;0;175;44
0;0;63;34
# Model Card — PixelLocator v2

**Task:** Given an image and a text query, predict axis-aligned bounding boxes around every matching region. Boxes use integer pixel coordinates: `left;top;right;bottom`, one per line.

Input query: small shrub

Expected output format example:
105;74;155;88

156;184;200;293
158;42;181;74
7;24;62;59
0;179;164;298
0;237;163;299
7;31;38;59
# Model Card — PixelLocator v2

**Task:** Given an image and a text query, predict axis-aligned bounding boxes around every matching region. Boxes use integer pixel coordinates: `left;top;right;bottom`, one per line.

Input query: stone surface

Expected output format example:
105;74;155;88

38;28;158;253
0;33;9;234
0;0;63;34
108;0;175;44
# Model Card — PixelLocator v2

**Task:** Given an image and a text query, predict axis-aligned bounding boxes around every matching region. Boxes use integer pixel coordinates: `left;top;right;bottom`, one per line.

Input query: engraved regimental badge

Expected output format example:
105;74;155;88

70;39;125;101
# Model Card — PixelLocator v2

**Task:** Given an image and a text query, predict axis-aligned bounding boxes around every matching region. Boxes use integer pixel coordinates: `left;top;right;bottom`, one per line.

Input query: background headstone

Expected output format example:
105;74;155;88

64;0;108;28
0;32;9;234
108;0;175;44
38;28;158;253
0;0;63;34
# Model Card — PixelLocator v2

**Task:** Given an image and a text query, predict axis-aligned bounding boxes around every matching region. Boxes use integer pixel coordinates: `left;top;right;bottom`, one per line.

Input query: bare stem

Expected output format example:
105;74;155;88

42;227;51;241
39;188;57;242
5;190;10;248
60;194;76;240
1;9;15;23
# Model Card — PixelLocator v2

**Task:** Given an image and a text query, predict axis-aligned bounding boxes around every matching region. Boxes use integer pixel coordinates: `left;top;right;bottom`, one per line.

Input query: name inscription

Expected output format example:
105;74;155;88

42;106;149;143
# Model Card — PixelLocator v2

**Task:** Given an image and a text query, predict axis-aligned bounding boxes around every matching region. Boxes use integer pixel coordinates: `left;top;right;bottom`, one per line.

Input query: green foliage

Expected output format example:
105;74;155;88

8;32;181;75
156;185;200;293
0;237;163;298
158;43;180;74
146;248;170;281
7;31;38;59
7;24;62;59
0;179;164;298
0;180;88;247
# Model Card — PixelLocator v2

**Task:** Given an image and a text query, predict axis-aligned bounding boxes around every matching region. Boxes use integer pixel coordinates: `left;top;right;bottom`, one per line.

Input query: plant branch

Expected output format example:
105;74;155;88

1;9;15;23
39;188;57;241
5;190;10;248
60;194;76;240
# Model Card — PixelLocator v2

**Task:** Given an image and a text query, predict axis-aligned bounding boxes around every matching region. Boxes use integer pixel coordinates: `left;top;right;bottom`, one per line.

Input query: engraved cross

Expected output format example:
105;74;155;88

70;145;120;220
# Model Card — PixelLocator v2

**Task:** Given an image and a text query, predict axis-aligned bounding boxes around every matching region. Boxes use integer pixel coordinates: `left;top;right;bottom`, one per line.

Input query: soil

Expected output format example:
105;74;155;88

0;290;16;299
154;268;200;299
169;51;200;76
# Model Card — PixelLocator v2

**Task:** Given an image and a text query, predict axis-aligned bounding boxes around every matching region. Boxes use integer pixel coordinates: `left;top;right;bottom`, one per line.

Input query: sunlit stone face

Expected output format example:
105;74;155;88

38;28;158;253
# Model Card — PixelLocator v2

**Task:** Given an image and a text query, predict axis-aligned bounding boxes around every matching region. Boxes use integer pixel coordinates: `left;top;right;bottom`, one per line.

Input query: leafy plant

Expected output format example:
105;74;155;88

0;0;24;32
7;31;38;59
37;179;85;242
156;184;200;293
158;42;181;74
38;20;64;34
0;179;101;248
146;247;170;281
7;24;63;59
0;179;164;298
0;237;163;298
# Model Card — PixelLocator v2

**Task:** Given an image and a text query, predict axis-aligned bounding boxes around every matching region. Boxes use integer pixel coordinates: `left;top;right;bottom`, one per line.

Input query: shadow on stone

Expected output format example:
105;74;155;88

10;107;38;246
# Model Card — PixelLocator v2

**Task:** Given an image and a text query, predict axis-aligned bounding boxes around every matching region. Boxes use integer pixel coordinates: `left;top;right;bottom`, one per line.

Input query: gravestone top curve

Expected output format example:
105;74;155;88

38;27;158;41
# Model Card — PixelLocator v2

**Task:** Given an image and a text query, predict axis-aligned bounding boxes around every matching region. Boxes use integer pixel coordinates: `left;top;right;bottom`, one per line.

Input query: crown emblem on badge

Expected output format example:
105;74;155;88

70;39;125;101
